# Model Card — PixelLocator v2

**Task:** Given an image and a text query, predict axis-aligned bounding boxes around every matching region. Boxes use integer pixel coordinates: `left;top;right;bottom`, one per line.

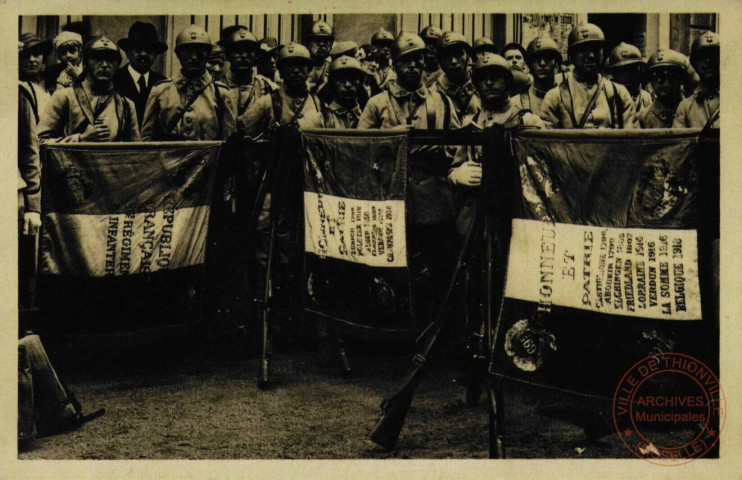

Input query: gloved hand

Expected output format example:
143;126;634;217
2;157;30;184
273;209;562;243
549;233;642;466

448;160;482;187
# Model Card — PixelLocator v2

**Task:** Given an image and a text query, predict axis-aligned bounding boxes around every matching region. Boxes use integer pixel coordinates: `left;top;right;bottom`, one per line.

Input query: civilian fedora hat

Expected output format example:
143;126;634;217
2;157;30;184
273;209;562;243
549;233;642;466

19;32;53;56
118;21;168;54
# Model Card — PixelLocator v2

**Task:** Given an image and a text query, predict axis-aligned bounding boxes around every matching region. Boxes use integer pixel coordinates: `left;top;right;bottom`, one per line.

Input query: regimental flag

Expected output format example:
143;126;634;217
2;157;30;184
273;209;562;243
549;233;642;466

40;142;221;276
302;130;413;337
37;142;221;333
491;129;718;397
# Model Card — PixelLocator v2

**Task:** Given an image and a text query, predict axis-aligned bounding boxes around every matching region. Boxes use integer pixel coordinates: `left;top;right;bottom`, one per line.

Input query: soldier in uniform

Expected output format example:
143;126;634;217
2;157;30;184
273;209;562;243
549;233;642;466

513;37;562;117
429;31;480;120
607;42;653;114
206;44;226;82
540;23;636;129
674;31;719;129
305;20;334;95
141;25;236;141
449;53;543;239
322;56;365;128
420;26;444;88
222;27;278;118
238;43;325;138
39;37;140;143
257;37;281;84
472;37;497;62
359;32;460;326
369;28;397;94
637;50;689;128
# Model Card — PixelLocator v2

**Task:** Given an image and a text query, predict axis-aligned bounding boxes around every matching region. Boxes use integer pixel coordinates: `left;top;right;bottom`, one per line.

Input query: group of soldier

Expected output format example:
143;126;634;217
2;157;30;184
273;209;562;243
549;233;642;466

18;19;720;353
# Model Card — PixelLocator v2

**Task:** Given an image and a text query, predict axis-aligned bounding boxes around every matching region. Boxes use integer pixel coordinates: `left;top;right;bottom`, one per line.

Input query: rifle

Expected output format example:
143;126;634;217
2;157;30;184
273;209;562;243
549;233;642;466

369;212;481;450
257;124;303;389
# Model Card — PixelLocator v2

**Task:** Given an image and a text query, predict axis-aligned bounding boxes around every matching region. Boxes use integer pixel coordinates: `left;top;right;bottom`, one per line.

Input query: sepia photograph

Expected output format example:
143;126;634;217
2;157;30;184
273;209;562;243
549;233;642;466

10;4;736;478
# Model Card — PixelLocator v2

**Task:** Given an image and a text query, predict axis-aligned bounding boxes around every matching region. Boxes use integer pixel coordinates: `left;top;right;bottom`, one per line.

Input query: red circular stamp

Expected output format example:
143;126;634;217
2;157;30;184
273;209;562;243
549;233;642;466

613;352;725;465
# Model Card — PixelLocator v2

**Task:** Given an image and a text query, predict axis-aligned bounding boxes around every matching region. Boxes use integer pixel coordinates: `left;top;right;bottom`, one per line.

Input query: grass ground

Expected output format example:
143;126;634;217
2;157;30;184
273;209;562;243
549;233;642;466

19;333;642;460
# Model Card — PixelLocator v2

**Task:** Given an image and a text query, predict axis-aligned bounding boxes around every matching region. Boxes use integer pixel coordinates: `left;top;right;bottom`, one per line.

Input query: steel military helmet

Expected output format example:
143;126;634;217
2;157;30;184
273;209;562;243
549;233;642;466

567;23;605;51
83;36;122;65
371;28;394;47
328;55;365;78
175;25;213;53
690;30;719;65
436;31;472;57
308;20;334;40
420;25;443;43
330;40;359;59
647;49;688;71
473;37;497;54
276;42;313;68
607;42;643;69
223;27;258;51
472;52;513;83
526;37;561;62
392;32;426;61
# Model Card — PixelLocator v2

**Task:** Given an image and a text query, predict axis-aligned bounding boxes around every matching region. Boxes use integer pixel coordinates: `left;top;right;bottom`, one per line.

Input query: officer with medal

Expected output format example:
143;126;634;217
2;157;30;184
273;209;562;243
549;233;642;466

305;20;334;95
540;23;636;129
429;31;480;120
141;25;236;141
674;31;719;129
322;56;365;129
222;27;278;118
420;26;444;88
513;37;562;118
638;49;689;129
39;36;140;143
607;42;653;114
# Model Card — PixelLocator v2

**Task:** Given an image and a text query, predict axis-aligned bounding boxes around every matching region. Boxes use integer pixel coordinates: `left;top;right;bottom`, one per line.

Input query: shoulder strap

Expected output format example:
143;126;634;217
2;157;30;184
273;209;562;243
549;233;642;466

608;82;624;129
270;88;283;125
19;84;39;125
520;91;531;112
113;94;128;138
559;78;579;128
576;77;604;129
213;82;225;136
163;83;208;134
426;93;437;130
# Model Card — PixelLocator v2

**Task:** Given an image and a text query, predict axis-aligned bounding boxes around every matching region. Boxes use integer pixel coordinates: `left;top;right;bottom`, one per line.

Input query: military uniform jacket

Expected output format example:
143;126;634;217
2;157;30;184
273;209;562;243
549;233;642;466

140;70;236;141
373;66;397;92
673;85;719;129
307;57;331;94
237;86;325;139
452;100;544;170
540;72;637;129
632;88;654;115
225;73;279;117
358;82;460;225
38;79;141;143
430;73;481;121
512;83;555;118
637;100;678;129
18;84;41;213
323;100;362;129
422;68;443;89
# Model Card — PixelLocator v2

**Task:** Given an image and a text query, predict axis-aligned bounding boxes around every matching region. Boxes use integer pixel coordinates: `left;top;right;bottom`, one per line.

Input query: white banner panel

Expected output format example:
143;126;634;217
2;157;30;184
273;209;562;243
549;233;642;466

505;218;701;320
304;192;406;268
